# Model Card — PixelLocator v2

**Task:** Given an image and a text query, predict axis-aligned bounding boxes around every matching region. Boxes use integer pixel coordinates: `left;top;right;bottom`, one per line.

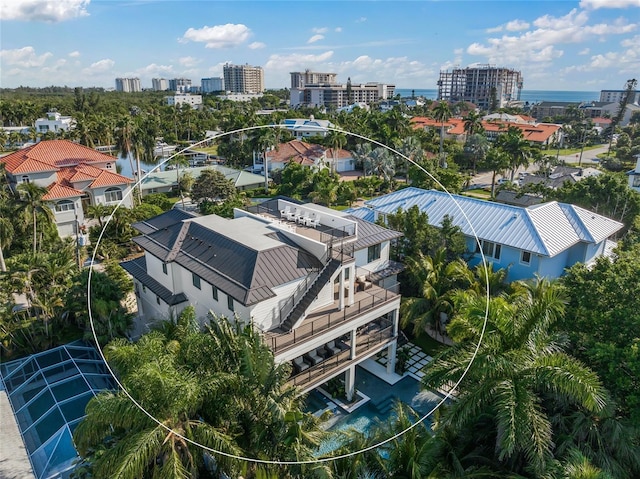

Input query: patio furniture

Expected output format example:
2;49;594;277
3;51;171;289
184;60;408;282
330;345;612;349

280;205;291;219
306;213;320;228
305;349;323;365
285;208;298;221
297;211;310;225
326;340;341;356
293;356;310;373
356;275;373;292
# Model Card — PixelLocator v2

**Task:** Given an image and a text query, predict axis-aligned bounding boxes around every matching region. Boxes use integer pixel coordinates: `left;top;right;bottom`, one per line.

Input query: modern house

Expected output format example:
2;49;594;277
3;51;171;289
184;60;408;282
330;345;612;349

355;187;623;281
628;155;640;192
165;93;203;108
281;118;334;139
34;111;75;135
253;140;356;174
1;140;134;237
121;199;403;399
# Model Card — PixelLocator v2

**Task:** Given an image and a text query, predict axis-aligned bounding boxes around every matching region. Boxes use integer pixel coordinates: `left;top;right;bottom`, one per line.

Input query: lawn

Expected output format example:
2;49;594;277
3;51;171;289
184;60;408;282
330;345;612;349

462;189;491;199
402;328;448;356
190;145;218;155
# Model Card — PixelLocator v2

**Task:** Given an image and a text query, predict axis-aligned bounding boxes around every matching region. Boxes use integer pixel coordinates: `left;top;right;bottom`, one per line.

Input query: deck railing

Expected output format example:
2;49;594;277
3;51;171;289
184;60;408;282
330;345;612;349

287;325;395;388
265;285;399;354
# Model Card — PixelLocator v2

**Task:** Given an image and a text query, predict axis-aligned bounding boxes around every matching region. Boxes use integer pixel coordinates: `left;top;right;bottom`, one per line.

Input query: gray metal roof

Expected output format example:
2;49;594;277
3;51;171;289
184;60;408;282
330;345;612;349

140;165;265;191
132;209;196;234
120;256;188;305
347;215;402;250
132;214;322;306
365;187;623;257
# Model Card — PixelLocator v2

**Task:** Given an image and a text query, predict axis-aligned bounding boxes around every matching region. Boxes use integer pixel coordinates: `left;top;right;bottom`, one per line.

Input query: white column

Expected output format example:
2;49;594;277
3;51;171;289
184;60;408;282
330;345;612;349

338;267;345;310
345;365;356;402
348;265;355;306
350;329;357;359
386;340;397;375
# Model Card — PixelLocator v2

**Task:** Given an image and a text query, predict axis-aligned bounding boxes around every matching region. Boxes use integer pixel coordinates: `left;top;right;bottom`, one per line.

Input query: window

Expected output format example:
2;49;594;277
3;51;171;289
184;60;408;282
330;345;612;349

227;295;234;312
142;285;146;293
212;285;218;301
21;175;30;184
55;200;75;212
192;273;201;289
521;251;531;265
476;240;501;260
104;187;123;203
633;175;640;188
156;296;161;305
367;244;381;263
162;263;167;274
105;163;112;169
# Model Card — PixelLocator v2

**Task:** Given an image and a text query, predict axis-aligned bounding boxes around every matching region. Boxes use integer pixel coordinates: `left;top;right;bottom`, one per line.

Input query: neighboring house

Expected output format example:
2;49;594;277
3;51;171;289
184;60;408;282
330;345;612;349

1;140;133;237
34;111;75;134
520;166;602;190
358;187;623;281
410;116;563;147
628;155;640;192
140;165;266;195
281;118;334;139
121;199;403;399
165;93;202;108
253;140;356;174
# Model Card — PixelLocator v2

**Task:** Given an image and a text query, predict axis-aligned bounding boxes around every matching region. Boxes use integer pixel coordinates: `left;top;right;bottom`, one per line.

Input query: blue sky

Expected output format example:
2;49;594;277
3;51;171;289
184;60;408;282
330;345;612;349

1;0;638;91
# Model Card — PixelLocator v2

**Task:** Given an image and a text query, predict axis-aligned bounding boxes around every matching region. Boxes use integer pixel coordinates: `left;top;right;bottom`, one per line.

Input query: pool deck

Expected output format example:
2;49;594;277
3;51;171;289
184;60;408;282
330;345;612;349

0;390;35;479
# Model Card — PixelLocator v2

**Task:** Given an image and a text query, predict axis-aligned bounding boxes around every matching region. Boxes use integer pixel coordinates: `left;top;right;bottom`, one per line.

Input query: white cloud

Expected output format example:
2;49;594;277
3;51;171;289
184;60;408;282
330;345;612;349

335;55;434;85
335;27;342;33
467;8;637;67
136;63;174;76
580;0;640;9
68;51;81;58
264;51;334;71
0;46;52;67
312;27;328;34
248;42;265;49
0;0;90;22
355;17;367;23
179;56;200;67
505;19;530;31
579;47;590;54
82;58;114;75
180;23;251;48
308;34;324;44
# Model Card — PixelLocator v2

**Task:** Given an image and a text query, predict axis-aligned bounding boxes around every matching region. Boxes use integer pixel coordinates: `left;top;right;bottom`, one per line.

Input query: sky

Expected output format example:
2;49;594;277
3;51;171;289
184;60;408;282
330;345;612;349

0;0;639;92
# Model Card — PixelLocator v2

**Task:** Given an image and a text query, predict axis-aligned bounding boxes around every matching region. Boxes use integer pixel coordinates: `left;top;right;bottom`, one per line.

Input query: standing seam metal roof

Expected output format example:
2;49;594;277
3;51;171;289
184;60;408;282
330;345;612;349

365;187;623;257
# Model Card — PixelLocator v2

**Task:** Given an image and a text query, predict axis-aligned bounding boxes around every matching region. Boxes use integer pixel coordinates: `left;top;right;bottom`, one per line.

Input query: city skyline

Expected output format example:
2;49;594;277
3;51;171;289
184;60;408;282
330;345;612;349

1;0;639;91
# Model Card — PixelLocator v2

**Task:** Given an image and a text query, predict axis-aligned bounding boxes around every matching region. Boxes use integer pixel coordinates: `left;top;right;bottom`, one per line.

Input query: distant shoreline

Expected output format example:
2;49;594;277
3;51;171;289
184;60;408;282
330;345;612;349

395;88;600;103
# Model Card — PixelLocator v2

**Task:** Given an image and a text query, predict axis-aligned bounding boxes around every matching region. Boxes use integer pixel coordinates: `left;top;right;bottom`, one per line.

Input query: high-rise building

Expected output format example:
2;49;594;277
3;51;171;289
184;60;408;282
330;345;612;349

152;78;169;91
437;65;523;110
201;77;224;93
290;70;337;89
169;78;192;93
599;89;640;105
115;77;142;93
223;64;264;94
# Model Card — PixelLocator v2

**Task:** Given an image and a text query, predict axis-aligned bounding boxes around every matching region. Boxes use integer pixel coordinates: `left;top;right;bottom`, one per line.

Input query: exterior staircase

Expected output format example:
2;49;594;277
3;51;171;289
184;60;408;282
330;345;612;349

280;258;341;331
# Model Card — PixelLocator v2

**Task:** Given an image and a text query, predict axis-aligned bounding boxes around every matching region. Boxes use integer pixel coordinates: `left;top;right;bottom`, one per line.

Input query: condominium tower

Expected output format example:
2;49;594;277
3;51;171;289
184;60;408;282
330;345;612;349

115;77;141;93
201;77;224;93
437;65;523;110
290;70;337;88
152;78;169;91
223;63;265;94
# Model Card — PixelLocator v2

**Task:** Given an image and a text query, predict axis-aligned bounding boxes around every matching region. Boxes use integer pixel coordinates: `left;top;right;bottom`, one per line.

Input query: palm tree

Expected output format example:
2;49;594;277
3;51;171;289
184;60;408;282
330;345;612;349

167;154;190;208
401;248;472;337
254;127;279;193
397;136;422;184
496;126;533;181
325;128;347;174
423;278;607;475
0;216;14;272
433;101;452;167
351;142;372;176
462;110;484;141
16;182;55;254
364;146;395;182
482;147;510;198
466;132;489;174
85;203;114;230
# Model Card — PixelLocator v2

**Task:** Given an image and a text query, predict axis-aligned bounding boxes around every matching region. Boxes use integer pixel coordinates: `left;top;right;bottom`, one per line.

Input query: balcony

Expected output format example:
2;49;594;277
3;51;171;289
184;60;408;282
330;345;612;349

287;320;395;390
264;283;399;355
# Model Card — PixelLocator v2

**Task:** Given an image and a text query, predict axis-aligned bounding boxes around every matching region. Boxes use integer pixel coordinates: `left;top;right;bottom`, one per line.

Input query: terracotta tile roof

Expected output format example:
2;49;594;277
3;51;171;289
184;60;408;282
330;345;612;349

90;169;132;188
42;183;85;200
267;140;325;164
326;148;353;159
1;139;116;174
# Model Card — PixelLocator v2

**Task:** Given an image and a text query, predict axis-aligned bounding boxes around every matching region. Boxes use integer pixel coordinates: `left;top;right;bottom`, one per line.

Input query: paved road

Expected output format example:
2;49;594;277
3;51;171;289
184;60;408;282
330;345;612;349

468;144;611;189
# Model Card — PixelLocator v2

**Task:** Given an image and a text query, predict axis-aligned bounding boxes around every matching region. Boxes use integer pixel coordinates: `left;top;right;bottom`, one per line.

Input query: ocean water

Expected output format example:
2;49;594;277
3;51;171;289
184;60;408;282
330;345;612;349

395;88;600;104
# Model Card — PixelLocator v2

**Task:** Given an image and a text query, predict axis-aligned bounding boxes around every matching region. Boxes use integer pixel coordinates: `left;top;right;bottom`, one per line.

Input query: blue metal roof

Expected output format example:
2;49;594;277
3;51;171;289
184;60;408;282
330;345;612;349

365;188;623;257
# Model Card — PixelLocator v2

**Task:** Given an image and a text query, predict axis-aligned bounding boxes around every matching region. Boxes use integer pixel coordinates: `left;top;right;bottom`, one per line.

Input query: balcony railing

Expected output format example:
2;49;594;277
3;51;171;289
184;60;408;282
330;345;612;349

287;325;395;388
265;284;399;354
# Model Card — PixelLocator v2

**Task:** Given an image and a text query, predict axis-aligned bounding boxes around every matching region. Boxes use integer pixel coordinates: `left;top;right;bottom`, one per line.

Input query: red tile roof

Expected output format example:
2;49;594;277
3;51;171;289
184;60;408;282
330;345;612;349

1;140;133;200
267;140;325;164
1;139;116;174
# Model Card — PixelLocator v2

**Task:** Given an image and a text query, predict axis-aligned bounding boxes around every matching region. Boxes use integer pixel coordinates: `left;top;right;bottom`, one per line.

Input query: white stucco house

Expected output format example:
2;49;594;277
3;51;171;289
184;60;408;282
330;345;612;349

350;187;624;282
121;198;403;399
1;140;133;237
253;140;356;174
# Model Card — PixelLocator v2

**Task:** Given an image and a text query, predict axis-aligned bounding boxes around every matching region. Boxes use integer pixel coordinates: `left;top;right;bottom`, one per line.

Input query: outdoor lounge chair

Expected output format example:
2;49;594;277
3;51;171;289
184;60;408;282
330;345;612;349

293;356;310;373
280;205;291;218
285;208;298;221
305;349;323;365
306;213;320;228
297;211;310;225
326;340;341;356
356;275;373;292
